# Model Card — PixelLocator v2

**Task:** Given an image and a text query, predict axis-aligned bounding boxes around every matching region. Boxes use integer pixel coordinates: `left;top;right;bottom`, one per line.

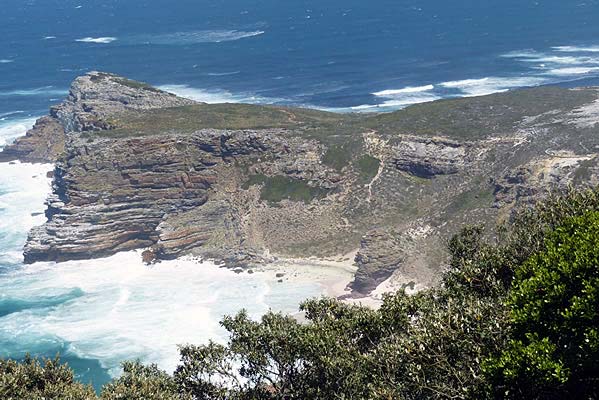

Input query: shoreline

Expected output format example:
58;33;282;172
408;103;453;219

246;249;359;299
249;249;421;310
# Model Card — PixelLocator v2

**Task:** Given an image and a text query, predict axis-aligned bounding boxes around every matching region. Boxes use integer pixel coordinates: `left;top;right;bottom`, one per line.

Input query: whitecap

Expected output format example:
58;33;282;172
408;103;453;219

0;111;24;118
0;142;349;378
75;37;117;44
131;30;264;45
530;55;596;65
546;67;599;76
0;117;38;148
439;76;547;97
372;84;435;97
0;86;68;97
501;50;599;64
0;160;53;262
334;84;441;112
0;59;13;64
158;84;280;104
0;250;337;376
43;36;56;40
348;94;442;113
205;71;241;76
553;45;599;53
500;50;540;58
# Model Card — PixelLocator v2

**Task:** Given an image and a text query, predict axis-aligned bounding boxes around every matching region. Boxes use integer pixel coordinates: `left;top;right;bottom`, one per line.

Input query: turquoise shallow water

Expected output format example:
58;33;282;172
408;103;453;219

0;148;333;391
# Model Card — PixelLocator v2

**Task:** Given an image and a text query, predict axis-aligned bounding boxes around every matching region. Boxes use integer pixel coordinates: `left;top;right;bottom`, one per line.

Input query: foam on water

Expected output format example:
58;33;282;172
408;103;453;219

0;252;328;377
0;111;24;118
347;43;599;112
0;87;68;97
372;84;435;96
0;59;14;64
0;139;338;380
0;117;38;149
547;67;599;76
339;84;439;112
0;161;53;267
158;84;279;105
501;51;594;65
129;30;264;45
350;95;441;112
205;71;241;77
75;37;117;44
553;45;599;53
439;76;548;97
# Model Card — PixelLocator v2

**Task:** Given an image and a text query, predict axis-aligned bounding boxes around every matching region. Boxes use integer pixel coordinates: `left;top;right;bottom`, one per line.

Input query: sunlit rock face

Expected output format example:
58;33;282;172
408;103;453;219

6;73;599;294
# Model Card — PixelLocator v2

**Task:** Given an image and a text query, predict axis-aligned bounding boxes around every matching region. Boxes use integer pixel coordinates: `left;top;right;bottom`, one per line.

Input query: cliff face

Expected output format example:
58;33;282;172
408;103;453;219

0;116;65;163
6;72;599;295
0;72;195;163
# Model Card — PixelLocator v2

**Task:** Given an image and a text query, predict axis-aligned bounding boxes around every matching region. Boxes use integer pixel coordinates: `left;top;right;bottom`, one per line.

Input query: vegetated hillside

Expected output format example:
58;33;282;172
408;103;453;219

4;71;599;295
3;188;598;399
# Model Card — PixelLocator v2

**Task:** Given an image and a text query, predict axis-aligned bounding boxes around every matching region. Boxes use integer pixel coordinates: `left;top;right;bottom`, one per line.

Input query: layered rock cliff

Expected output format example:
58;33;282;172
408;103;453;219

5;72;599;295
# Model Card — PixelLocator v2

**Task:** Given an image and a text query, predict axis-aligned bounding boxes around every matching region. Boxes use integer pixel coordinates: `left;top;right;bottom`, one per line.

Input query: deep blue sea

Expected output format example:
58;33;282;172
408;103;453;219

1;0;599;391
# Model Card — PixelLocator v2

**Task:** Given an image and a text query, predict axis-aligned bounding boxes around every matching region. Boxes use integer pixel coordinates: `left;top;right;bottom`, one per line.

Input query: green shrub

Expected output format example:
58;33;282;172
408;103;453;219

0;355;96;400
485;212;599;399
100;361;189;400
243;174;329;204
355;154;380;181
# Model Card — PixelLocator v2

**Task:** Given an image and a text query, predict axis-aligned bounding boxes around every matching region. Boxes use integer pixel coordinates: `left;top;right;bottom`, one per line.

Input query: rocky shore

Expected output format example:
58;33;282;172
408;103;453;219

5;72;599;295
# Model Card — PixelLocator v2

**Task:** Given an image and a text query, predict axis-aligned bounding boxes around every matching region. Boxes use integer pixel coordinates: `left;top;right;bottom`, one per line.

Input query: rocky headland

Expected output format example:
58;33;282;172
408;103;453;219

5;71;599;296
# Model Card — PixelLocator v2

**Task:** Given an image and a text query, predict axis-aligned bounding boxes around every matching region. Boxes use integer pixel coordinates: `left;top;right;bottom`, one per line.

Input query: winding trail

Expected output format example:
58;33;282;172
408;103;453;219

367;158;385;203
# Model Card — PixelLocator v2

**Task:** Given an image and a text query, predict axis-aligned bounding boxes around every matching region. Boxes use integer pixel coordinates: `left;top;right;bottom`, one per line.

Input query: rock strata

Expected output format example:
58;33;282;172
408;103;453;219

0;116;65;163
4;74;599;295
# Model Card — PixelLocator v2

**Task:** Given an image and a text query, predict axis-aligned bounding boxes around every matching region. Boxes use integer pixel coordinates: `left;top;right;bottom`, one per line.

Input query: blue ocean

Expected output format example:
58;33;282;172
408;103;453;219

1;0;599;391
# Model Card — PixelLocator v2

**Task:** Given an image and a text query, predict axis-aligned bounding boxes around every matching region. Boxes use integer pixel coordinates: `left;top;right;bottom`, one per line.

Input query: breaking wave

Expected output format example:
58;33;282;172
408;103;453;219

158;84;280;104
553;45;599;53
344;42;599;112
500;44;599;80
205;71;241;77
439;77;548;97
372;84;435;97
75;37;117;44
0;86;68;97
0;152;339;381
0;117;38;148
546;67;599;76
130;30;264;45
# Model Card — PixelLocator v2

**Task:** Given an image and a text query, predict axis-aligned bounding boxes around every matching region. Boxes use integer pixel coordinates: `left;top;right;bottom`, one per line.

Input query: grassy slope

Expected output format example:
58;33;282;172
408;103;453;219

99;86;596;141
363;86;596;140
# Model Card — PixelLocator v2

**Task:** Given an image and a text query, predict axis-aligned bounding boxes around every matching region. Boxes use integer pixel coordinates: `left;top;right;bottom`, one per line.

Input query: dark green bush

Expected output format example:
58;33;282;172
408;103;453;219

485;212;599;399
101;361;189;400
0;355;96;400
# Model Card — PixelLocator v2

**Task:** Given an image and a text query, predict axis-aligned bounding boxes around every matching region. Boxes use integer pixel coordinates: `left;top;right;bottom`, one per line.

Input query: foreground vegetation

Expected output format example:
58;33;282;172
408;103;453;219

2;188;599;399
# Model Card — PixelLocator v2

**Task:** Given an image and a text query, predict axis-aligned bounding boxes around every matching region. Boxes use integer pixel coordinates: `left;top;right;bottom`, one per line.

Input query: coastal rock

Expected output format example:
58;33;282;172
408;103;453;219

0;116;65;163
390;136;469;178
5;74;599;296
50;71;196;133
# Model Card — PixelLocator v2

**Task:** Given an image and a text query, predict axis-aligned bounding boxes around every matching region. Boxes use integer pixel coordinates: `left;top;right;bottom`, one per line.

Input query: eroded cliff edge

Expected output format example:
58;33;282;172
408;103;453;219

6;71;599;295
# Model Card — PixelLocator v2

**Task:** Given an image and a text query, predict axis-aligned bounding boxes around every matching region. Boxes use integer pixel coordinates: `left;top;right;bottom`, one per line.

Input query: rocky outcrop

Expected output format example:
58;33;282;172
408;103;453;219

0;116;65;163
4;73;599;295
23;129;293;263
1;72;197;164
390;136;468;178
50;71;196;133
